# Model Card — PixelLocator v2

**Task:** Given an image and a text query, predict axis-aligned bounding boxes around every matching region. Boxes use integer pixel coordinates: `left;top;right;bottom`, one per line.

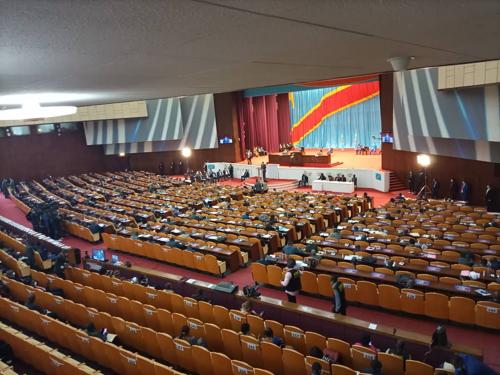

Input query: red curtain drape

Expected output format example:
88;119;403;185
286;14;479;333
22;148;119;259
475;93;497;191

235;92;291;155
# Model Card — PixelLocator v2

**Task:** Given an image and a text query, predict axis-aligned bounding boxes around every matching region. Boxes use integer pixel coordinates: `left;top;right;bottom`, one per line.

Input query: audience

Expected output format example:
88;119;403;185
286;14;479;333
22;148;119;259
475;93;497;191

354;334;379;353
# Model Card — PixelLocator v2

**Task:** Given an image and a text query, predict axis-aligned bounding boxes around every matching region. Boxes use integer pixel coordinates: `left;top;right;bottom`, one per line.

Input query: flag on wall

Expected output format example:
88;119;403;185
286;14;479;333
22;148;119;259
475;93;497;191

289;81;381;148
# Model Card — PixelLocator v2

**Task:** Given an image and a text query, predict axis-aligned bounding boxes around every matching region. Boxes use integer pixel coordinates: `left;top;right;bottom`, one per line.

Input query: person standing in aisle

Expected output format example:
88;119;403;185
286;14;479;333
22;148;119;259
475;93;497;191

331;275;347;315
281;258;302;303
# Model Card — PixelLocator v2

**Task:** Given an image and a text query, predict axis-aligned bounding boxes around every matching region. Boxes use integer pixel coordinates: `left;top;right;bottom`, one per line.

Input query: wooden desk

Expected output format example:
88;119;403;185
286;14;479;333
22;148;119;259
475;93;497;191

0;215;79;266
272;259;493;300
88;259;482;366
269;152;331;166
312;249;497;282
116;230;242;272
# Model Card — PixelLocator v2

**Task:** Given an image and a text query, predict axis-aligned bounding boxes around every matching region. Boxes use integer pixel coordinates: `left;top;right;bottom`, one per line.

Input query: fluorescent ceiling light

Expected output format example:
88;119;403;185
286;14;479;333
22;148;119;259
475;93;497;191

0;102;77;121
0;93;92;105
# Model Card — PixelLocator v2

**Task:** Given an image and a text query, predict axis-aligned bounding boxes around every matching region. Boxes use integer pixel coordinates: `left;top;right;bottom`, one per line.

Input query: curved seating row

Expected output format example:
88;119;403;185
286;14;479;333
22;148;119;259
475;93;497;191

0;320;101;375
3;275;285;375
63;221;101;243
58;268;439;375
0;295;182;375
251;263;500;329
102;232;227;276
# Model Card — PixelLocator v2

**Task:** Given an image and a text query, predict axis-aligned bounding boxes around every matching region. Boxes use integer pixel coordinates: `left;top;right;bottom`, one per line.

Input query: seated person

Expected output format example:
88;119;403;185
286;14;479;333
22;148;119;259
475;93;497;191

354;333;379;353
386;339;410;360
253;178;268;193
316;149;323;156
239;323;256;338
241;301;263;317
86;322;106;341
327;147;334;156
241;169;250;181
328;175;334;181
282;239;306;256
439;354;497;375
24;293;44;313
309;345;336;364
177;325;200;345
300;146;305;154
298;173;309;187
0;281;10;298
260;327;283;347
318;173;327;181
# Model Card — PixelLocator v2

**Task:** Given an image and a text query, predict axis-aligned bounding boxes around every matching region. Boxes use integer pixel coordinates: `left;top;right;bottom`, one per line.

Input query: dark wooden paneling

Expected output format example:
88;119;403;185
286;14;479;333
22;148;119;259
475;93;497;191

379;73;500;205
0;126;127;181
0;92;241;180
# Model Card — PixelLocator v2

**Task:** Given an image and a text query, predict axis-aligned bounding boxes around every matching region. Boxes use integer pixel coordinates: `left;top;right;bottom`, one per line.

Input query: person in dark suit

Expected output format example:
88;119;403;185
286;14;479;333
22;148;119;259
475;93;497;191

298;173;308;187
485;185;498;212
449;178;458;200
351;174;357;187
460;180;470;202
431;178;440;199
319;173;327;181
261;162;267;182
408;171;415;193
158;162;165;175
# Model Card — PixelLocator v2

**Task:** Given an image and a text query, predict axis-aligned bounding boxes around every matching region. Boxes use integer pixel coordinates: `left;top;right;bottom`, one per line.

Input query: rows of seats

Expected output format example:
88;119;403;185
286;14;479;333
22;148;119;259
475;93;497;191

0;231;52;271
140;223;255;261
0;248;30;277
102;232;227;276
252;263;500;329
274;246;499;288
3;275;273;375
9;193;31;214
0;296;182;375
63;221;101;243
57;268;438;375
0;320;101;374
149;218;274;255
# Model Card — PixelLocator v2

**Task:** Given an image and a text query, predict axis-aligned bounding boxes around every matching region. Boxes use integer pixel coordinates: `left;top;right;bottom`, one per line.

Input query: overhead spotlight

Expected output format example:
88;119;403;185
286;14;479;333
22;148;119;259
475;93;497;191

181;147;192;158
119;152;126;157
0;101;77;121
387;56;415;72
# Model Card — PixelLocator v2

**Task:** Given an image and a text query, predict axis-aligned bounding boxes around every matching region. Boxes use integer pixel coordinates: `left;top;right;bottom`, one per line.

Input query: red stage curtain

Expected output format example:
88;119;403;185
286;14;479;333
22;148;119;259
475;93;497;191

235;92;291;155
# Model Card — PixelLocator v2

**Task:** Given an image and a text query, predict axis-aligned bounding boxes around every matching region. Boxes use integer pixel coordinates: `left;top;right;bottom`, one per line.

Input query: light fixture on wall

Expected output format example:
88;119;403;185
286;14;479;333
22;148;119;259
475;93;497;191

119;152;126;157
181;147;192;158
0;101;77;121
416;154;432;199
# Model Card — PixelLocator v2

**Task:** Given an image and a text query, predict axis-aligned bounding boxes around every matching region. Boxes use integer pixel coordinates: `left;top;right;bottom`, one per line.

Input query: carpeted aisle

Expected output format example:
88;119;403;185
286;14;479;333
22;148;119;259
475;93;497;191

0;194;498;372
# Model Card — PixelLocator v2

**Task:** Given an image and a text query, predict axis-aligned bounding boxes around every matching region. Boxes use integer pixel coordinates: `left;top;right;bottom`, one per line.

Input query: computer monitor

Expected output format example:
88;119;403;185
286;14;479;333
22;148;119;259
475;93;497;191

111;254;119;264
92;248;105;261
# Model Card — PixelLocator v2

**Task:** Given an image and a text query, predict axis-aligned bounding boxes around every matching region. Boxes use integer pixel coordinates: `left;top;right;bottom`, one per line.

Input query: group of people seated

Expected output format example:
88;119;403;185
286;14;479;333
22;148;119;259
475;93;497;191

245;146;268;164
184;165;234;183
253;146;267;156
315;148;334;156
279;143;295;152
317;173;357;184
355;144;378;155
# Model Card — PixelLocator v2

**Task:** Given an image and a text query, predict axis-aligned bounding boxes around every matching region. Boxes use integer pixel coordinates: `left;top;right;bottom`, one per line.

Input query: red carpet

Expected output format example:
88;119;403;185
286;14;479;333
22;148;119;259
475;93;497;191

0;194;498;371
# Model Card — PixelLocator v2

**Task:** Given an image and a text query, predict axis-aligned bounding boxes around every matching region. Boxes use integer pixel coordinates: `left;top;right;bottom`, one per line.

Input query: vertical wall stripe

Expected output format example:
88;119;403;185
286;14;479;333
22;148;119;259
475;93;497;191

424;69;449;138
484;85;500;141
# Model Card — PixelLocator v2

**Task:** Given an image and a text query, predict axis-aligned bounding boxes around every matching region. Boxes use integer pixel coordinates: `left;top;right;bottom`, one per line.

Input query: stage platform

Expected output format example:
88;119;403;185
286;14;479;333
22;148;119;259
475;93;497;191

238;149;381;170
208;149;390;192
